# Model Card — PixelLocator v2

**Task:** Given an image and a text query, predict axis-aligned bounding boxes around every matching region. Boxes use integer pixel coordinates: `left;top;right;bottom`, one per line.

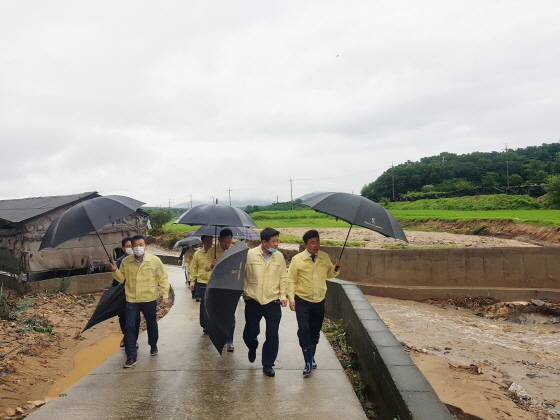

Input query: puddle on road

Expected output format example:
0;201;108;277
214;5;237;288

46;332;122;399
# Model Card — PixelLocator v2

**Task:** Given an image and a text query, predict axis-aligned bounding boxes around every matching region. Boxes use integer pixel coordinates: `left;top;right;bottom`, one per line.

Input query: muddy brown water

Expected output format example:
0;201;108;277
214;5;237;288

367;295;560;418
46;332;122;399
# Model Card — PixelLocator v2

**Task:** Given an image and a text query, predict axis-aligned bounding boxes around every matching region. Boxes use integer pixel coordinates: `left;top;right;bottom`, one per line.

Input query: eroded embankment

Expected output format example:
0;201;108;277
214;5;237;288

399;219;560;246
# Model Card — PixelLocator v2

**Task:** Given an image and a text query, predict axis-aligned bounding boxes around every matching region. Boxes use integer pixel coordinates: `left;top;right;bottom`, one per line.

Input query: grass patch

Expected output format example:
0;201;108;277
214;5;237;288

322;319;381;420
19;316;54;334
389;209;560;228
385;195;540;211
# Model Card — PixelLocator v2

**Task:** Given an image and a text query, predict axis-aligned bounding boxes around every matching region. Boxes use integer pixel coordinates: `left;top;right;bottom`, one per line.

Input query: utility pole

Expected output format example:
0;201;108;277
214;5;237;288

289;178;293;210
190;194;192;209
391;162;395;201
277;195;279;203
168;198;171;209
503;143;510;189
228;187;232;206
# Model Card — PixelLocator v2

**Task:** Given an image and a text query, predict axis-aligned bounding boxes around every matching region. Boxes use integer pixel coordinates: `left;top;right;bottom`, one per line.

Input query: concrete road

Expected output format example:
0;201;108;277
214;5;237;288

28;265;367;420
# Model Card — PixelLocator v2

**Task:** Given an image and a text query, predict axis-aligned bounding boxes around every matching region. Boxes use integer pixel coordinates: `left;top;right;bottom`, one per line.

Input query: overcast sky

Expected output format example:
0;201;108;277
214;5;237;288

2;1;560;206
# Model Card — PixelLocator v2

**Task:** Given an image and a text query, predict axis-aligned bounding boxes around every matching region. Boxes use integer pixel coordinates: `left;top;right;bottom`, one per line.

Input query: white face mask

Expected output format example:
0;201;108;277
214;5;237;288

133;246;145;256
125;247;134;256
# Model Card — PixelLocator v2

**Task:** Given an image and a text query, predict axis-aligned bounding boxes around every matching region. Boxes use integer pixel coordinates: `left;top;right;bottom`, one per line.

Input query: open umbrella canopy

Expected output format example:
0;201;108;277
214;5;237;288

190;225;260;241
40;195;145;250
173;236;202;249
204;241;248;354
82;282;126;332
303;192;407;242
174;203;257;228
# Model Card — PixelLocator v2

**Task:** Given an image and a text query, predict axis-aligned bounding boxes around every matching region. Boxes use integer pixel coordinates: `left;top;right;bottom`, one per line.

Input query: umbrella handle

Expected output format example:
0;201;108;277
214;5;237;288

94;228;114;262
334;224;352;273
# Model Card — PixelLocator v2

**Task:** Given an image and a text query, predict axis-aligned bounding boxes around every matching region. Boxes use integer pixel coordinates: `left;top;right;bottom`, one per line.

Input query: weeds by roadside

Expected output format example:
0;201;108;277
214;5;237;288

322;319;382;420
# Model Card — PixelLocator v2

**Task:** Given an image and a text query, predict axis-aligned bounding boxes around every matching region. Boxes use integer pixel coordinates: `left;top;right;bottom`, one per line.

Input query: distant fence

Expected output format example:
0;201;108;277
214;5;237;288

320;246;560;301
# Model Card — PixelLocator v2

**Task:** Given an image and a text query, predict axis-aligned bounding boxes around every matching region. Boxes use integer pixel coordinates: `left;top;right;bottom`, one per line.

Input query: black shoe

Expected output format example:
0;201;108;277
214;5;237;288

203;328;207;334
248;349;256;363
119;339;125;348
150;346;158;356
303;362;312;376
311;345;317;369
196;298;201;302
123;359;136;368
263;366;275;377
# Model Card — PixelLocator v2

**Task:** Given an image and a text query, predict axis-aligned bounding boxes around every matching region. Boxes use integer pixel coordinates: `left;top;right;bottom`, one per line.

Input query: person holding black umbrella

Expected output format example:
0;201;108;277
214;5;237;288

207;228;235;351
287;229;342;376
242;228;287;378
189;235;214;329
111;237;140;349
110;235;170;369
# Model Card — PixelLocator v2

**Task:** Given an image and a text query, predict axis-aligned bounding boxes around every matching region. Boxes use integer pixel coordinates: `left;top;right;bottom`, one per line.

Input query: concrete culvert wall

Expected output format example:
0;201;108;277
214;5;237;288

320;246;560;301
325;279;454;420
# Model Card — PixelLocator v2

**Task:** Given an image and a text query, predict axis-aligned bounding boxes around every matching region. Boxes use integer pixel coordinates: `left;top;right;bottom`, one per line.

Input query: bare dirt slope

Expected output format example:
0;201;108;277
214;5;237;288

277;227;540;248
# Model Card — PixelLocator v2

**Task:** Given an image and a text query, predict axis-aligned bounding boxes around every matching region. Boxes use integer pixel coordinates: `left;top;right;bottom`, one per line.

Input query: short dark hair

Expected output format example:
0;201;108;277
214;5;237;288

201;235;212;241
219;228;233;238
261;228;280;242
121;237;132;247
303;229;320;243
131;234;145;245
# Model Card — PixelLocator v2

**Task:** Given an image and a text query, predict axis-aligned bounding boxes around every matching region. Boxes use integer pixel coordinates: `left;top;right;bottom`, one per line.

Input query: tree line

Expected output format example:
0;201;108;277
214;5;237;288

361;142;560;201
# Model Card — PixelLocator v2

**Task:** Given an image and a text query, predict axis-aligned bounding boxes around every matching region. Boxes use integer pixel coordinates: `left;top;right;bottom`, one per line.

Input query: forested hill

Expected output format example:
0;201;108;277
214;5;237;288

361;143;560;201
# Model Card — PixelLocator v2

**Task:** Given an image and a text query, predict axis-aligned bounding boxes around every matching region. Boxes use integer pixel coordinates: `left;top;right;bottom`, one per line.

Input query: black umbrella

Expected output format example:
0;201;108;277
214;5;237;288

40;195;145;261
303;192;408;270
175;203;257;227
175;203;257;258
204;241;249;354
191;225;260;241
173;236;202;249
82;282;126;332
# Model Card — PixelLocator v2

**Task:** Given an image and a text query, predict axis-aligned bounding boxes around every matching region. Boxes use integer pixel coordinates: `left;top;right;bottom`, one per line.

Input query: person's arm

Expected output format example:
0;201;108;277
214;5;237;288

279;255;288;307
287;257;298;311
109;262;125;283
156;261;170;306
327;258;343;278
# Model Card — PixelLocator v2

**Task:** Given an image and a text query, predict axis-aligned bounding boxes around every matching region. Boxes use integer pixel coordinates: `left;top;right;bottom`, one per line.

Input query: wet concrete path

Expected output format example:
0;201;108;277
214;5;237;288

28;265;366;420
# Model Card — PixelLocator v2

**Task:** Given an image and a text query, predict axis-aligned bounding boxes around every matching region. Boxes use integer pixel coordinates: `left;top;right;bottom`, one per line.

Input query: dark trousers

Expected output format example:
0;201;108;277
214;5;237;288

125;300;158;360
195;283;207;328
111;279;140;335
295;295;325;350
243;299;282;366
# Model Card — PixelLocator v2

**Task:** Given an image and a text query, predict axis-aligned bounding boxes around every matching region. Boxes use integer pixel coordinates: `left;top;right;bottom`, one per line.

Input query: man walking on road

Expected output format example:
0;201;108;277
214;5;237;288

207;228;235;350
110;235;170;369
287;229;342;376
243;228;287;377
189;235;213;332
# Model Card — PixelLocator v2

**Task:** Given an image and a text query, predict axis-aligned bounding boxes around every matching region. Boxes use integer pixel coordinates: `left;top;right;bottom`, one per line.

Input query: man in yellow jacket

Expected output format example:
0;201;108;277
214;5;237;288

287;229;342;376
110;235;170;369
243;228;287;377
188;235;213;332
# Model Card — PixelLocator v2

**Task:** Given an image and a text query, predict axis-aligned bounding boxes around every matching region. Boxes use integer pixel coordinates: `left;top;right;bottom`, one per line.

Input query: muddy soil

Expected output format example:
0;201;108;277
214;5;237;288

276;227;540;248
0;290;171;419
366;295;560;420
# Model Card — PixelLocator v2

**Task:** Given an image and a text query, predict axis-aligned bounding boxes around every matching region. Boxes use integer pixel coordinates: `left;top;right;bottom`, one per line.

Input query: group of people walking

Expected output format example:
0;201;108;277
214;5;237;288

109;228;342;377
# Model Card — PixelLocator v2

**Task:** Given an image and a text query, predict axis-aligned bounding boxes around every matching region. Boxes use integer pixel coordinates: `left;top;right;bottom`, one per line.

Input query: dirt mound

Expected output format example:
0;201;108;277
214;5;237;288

400;219;560;246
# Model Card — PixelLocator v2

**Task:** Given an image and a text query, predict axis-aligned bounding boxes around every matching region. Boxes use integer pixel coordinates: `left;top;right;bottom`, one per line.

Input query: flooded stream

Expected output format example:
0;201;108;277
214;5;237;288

366;296;560;418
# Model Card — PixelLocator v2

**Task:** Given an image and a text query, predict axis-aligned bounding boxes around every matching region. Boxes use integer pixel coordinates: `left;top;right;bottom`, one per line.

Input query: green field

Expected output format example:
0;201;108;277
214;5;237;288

163;207;560;232
390;209;560;227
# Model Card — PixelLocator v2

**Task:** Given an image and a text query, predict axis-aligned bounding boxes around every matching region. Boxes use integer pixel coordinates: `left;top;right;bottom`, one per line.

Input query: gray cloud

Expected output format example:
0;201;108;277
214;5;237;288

2;1;560;205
